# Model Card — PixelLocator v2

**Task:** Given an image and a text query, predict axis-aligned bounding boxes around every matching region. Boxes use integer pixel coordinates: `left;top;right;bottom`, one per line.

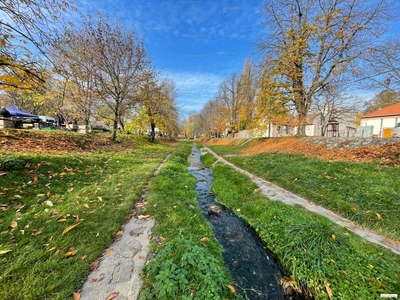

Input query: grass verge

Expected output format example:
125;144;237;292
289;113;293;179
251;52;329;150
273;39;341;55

0;138;172;300
139;143;238;300
201;152;400;299
206;144;400;241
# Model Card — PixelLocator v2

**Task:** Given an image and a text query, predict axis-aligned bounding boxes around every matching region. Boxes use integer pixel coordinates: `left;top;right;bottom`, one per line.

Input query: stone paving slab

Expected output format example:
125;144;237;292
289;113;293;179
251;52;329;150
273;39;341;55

79;217;154;300
204;147;400;255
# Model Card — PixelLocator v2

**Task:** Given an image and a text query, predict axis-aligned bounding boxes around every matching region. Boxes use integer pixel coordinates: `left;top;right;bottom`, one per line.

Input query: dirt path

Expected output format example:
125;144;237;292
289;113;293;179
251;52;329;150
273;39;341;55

204;146;400;255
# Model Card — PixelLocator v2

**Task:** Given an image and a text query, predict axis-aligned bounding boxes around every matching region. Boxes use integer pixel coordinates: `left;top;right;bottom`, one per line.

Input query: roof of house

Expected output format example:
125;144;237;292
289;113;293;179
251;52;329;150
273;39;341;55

306;113;320;124
362;102;400;118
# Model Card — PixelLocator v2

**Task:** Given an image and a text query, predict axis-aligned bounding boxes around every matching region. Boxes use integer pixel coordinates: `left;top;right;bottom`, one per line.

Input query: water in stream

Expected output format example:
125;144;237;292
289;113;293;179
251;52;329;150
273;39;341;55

188;145;304;300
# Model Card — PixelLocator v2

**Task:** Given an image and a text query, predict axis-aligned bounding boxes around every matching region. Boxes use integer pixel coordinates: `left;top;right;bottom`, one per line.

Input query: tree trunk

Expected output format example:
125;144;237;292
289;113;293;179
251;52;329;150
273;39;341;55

150;121;156;142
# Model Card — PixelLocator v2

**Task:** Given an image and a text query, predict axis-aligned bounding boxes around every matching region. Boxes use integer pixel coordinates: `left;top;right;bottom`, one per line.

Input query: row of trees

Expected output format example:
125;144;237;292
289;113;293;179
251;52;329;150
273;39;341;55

188;0;400;139
0;1;180;141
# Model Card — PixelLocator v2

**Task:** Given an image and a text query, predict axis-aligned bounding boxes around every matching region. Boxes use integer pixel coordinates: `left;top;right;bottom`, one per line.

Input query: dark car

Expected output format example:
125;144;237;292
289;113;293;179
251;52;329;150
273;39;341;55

91;125;110;132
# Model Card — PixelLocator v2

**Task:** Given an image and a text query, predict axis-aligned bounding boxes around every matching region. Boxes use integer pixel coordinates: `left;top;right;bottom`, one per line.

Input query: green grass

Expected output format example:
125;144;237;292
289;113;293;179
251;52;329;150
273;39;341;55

0;137;173;300
204;158;400;299
139;144;238;299
206;145;400;241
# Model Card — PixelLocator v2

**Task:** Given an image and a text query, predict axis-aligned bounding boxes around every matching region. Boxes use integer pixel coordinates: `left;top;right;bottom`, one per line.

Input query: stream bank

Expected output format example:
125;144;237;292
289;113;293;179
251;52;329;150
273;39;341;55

188;145;305;300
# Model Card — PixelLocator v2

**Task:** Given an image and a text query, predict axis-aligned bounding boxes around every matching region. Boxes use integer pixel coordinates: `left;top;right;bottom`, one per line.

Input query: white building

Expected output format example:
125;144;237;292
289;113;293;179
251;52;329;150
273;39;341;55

360;102;400;138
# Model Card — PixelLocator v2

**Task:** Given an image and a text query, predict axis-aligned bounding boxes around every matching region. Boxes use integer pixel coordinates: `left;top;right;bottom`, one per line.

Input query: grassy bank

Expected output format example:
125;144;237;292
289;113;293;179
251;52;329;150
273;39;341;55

0;136;173;299
205;143;400;241
200;148;400;299
139;143;238;299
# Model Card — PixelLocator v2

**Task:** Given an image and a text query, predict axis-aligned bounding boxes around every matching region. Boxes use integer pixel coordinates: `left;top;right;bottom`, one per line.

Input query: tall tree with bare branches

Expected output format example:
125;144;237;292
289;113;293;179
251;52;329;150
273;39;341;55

258;0;394;135
60;13;151;140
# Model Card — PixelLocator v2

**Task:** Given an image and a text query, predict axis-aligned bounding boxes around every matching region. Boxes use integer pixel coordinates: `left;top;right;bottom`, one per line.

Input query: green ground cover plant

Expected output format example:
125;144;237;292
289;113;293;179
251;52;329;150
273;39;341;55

201;154;400;299
0;138;173;300
206;145;400;241
140;145;238;299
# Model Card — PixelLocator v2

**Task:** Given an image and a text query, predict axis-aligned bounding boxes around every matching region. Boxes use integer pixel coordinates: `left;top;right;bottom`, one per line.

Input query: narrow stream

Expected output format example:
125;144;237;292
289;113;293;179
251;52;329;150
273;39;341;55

188;145;304;300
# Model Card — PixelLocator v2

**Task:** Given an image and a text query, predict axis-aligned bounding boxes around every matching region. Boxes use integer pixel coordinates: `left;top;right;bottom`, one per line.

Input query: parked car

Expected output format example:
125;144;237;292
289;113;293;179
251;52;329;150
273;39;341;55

391;122;400;138
91;124;110;132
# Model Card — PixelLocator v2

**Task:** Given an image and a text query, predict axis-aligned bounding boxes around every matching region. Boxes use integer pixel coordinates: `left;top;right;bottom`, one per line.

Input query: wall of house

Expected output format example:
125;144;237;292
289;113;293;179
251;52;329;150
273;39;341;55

360;116;399;137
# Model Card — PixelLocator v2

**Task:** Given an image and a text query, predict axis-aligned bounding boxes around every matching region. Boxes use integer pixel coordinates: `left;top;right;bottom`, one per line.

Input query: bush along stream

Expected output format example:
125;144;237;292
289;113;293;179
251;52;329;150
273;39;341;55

188;145;305;300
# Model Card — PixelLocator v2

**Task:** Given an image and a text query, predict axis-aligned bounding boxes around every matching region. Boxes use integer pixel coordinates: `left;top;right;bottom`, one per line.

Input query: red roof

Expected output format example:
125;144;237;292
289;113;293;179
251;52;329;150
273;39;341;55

362;102;400;118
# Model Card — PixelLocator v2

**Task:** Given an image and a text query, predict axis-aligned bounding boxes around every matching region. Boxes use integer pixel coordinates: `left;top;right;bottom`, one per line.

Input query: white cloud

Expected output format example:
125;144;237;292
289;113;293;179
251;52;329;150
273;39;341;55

163;70;225;117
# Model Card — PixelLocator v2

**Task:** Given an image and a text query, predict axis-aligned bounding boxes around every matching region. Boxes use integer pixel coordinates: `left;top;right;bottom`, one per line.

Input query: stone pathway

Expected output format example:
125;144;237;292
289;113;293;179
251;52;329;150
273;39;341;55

204;146;400;255
78;155;171;300
79;217;154;300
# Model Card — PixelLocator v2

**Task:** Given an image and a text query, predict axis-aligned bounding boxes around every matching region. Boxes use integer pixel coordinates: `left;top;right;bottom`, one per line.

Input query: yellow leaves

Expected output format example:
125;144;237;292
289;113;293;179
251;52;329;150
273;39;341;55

227;284;236;293
83;204;90;209
65;247;78;257
0;249;12;255
325;283;333;300
105;292;119;300
137;215;150;220
279;276;301;293
73;292;81;300
107;248;114;256
331;234;336;240
199;237;210;242
32;228;43;236
62;222;81;235
376;213;382;220
10;220;18;229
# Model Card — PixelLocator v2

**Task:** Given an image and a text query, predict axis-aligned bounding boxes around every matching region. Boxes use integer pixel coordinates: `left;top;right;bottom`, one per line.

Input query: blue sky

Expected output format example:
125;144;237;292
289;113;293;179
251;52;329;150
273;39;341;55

75;0;265;118
73;0;400;119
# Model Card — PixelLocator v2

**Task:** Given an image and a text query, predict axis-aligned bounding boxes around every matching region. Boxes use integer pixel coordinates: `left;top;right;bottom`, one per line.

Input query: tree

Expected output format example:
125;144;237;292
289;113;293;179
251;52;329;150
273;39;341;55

252;60;292;136
218;73;241;134
362;39;400;92
136;71;179;141
258;0;394;135
199;97;227;138
312;82;358;136
186;114;203;139
363;89;400;113
0;0;73;90
237;58;257;130
50;41;98;129
60;13;151;140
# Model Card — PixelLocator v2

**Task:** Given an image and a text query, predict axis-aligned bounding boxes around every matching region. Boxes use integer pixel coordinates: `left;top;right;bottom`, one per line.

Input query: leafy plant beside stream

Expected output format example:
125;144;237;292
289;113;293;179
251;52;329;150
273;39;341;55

200;152;400;299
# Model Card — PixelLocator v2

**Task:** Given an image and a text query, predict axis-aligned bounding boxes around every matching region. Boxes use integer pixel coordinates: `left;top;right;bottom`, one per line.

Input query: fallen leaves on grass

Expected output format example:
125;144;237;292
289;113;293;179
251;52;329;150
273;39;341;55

66;247;78;257
62;222;81;235
325;283;333;300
